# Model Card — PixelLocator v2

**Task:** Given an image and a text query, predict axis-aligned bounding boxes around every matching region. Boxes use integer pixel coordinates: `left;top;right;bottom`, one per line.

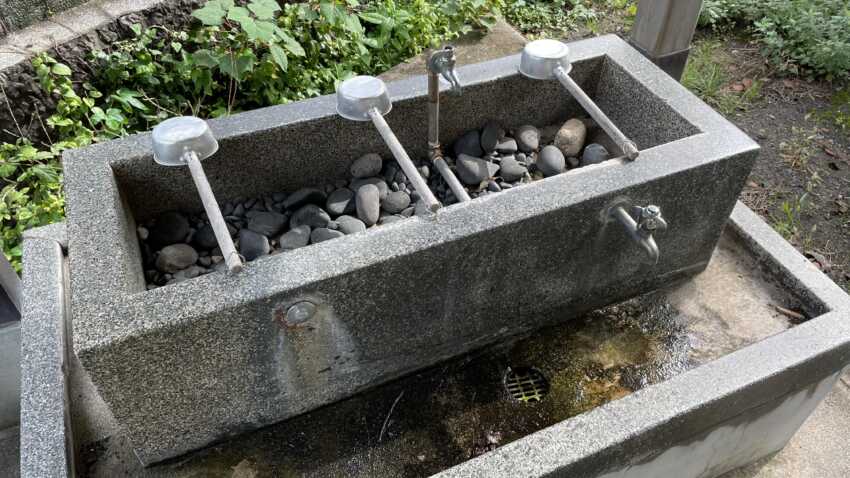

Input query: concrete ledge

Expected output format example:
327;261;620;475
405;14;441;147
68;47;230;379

20;224;72;478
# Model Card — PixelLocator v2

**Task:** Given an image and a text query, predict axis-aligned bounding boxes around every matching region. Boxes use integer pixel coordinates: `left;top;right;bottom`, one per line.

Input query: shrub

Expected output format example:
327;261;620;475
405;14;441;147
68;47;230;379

0;0;503;269
699;0;850;80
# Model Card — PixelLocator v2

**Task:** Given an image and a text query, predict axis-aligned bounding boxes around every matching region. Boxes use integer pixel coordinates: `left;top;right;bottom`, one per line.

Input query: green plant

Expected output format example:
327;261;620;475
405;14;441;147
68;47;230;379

504;0;609;37
1;0;503;270
817;89;850;131
772;192;809;240
699;0;850;80
681;40;761;115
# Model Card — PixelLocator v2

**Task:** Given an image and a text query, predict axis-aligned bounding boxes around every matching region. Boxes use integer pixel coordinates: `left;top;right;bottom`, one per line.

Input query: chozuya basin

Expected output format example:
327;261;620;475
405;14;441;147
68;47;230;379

62;35;759;464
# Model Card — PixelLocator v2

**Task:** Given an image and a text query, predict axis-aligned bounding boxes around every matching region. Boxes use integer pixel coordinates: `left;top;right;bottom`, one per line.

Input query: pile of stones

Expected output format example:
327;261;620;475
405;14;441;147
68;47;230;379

429;117;610;203
139;154;430;289
140;117;610;289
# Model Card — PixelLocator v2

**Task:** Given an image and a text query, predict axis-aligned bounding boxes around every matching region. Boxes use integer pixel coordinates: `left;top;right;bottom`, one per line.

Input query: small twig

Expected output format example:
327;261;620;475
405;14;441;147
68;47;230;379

775;305;805;321
378;390;404;443
0;81;24;138
35;109;53;146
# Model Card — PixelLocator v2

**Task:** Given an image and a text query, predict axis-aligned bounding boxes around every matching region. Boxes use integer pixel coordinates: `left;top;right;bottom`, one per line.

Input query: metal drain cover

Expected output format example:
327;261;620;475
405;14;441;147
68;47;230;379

504;367;549;402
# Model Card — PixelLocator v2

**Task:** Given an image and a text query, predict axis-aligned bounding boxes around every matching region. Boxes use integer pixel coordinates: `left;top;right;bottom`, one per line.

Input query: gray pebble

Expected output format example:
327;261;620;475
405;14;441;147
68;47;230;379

356;184;381;226
379;215;405;225
350;153;383;178
149;211;190;248
137;226;149;241
156;244;198;273
247;211;288;237
279;225;311;250
453;129;484;157
456;154;500;185
172;265;205;282
336;215;367;234
382;190;411;214
311;228;345;243
567;156;580;169
514;125;540;153
282;187;327;210
496;138;518;154
350;177;389;200
499;156;528;182
289;204;331;229
417;165;430;179
326;188;355;216
487;180;502;192
400;206;415;217
538;145;566;177
239;229;270;261
480;121;503;153
582;143;610;166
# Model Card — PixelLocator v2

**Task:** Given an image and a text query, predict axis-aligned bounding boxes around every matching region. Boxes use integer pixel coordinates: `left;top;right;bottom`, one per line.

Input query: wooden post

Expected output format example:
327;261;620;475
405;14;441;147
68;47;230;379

629;0;703;81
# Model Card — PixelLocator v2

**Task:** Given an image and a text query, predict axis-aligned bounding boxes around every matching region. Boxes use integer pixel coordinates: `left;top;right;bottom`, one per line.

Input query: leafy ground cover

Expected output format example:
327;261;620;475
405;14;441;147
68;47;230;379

0;0;503;270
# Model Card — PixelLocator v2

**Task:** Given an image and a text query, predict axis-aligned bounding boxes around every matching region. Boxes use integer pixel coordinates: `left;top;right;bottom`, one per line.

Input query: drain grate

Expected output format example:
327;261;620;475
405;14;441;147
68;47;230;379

504;367;549;403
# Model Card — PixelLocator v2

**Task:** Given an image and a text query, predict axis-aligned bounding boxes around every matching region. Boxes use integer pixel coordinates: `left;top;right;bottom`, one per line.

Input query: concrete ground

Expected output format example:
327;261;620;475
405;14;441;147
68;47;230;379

721;372;850;478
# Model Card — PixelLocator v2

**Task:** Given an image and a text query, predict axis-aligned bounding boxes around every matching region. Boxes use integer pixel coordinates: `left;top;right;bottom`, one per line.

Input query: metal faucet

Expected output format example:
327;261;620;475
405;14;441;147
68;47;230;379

426;46;471;202
428;46;462;94
610;204;668;265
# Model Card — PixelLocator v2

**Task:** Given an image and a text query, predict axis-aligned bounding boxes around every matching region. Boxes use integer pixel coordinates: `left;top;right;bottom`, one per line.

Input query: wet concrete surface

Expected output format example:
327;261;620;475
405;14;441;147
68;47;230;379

76;231;807;477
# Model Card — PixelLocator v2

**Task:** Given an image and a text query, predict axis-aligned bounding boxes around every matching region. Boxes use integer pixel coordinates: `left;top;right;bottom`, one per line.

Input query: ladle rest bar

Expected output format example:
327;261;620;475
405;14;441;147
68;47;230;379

62;35;759;464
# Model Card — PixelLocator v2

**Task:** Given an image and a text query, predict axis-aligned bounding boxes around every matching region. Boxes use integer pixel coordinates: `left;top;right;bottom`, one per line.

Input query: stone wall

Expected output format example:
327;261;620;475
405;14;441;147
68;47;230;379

0;0;89;36
0;0;202;145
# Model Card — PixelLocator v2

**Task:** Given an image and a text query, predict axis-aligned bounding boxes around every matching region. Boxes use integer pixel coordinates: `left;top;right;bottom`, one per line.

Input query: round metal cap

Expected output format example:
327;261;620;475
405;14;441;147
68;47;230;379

519;39;572;80
336;75;392;121
151;116;218;166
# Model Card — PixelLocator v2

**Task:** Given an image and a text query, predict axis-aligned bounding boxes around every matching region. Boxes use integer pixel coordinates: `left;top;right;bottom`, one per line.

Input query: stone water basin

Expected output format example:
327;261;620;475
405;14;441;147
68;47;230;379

62;204;849;477
62;34;760;463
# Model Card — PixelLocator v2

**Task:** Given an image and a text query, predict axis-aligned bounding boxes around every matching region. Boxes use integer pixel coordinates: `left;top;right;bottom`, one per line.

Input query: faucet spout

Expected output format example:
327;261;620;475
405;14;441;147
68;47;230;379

610;204;667;265
428;46;462;95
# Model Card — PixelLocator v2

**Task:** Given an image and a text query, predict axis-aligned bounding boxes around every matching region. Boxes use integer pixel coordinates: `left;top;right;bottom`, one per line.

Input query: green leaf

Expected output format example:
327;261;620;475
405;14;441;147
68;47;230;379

192;49;219;67
218;52;255;80
243;19;276;42
247;0;280;20
227;6;252;25
51;63;72;76
342;12;363;34
276;30;305;56
192;2;226;26
358;12;386;25
269;43;288;71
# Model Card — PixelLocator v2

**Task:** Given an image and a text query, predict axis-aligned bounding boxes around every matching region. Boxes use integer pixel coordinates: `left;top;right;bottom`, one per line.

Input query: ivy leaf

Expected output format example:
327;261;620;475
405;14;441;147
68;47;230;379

192;49;219;68
51;63;72;76
219;52;256;80
227;6;253;25
276;30;306;56
269;43;288;72
192;1;226;26
342;12;363;34
247;0;280;20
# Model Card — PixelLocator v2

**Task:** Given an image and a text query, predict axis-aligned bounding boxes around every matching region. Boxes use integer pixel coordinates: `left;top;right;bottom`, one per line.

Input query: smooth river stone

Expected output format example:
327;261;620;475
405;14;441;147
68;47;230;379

149;211;190;248
453;129;484;158
336;215;367;234
278;225;311;250
350;153;383;178
282;188;327;210
554;118;587;157
326;188;355;216
247;211;288;237
381;191;411;214
456;154;500;186
514;125;540;153
356;184;381;226
289;204;331;229
155;243;198;273
582;143;610;166
499;156;528;182
238;229;270;261
311;228;345;243
538;145;566;177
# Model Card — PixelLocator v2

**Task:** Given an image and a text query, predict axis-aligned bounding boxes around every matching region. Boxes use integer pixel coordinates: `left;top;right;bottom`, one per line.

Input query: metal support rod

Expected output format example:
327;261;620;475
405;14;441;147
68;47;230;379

427;71;471;203
183;151;244;273
554;66;639;160
368;108;442;211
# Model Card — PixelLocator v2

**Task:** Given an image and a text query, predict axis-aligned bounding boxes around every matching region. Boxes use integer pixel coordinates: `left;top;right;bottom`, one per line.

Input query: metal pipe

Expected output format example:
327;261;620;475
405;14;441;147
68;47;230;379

554;66;639;160
368;108;442;211
426;48;471;203
183;151;244;273
611;205;662;264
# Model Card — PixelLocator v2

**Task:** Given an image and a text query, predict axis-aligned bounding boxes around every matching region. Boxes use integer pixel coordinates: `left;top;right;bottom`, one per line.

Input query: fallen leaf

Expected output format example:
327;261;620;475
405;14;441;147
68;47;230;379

731;83;745;92
746;180;760;188
742;78;754;88
805;250;832;273
824;147;836;157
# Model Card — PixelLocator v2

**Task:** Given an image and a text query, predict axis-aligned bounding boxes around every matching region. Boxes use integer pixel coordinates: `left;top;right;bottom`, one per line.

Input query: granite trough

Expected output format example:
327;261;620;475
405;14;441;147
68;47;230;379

61;35;761;464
